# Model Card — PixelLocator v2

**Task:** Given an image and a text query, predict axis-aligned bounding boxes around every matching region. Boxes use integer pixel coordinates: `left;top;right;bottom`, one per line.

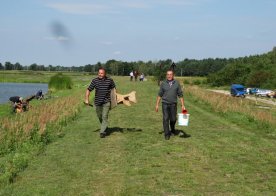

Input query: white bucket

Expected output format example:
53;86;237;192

178;113;190;126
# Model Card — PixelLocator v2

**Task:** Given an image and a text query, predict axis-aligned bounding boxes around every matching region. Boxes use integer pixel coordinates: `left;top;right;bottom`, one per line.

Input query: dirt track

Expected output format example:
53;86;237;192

209;90;276;106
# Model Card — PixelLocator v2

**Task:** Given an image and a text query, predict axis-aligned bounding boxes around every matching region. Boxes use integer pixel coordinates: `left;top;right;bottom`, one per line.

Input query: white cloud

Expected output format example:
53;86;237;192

159;0;212;6
161;0;196;6
44;36;69;41
118;0;207;8
45;0;207;15
119;1;150;9
113;51;122;55
46;3;116;15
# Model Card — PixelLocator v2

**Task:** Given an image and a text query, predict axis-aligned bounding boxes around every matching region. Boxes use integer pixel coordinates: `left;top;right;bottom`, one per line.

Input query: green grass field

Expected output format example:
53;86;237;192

0;73;276;195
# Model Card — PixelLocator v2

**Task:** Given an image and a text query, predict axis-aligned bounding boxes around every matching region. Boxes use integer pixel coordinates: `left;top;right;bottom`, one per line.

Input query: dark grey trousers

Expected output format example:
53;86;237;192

162;103;177;136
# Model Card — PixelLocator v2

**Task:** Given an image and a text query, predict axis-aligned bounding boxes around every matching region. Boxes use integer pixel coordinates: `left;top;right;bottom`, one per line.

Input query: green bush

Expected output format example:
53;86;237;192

193;79;201;85
201;79;208;85
207;48;276;88
183;80;190;85
49;73;73;90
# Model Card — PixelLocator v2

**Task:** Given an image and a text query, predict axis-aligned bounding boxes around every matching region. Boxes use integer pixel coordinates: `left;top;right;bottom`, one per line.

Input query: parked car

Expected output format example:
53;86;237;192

267;91;276;98
246;88;258;95
255;89;273;97
231;84;246;97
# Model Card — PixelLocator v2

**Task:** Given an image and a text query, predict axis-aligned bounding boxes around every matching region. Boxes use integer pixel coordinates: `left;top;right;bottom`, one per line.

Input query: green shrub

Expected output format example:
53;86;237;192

201;79;208;85
183;80;190;84
193;79;201;85
49;73;73;90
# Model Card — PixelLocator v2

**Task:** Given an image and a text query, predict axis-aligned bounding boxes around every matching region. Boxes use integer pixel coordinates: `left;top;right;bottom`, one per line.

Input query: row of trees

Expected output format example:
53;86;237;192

1;47;275;88
0;58;230;77
0;62;72;72
207;47;276;88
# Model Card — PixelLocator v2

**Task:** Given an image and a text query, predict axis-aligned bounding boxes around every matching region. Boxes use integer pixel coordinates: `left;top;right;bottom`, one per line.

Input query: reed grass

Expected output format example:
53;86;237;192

48;73;73;90
0;91;82;185
185;85;275;126
0;93;82;153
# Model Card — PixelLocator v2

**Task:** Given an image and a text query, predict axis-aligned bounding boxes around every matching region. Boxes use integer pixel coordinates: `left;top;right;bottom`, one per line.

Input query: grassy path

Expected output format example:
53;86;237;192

1;79;275;195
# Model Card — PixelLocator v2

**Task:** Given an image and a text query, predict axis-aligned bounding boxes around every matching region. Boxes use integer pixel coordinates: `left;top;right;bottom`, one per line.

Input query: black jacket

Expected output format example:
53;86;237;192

9;96;21;103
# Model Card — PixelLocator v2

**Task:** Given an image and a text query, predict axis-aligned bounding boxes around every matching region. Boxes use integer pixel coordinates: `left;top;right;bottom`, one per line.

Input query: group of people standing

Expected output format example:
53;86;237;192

129;71;145;82
85;68;185;140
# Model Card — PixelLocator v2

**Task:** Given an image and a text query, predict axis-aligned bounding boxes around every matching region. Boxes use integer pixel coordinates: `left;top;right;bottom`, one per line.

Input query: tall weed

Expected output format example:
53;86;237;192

49;73;73;90
0;91;82;185
185;85;275;126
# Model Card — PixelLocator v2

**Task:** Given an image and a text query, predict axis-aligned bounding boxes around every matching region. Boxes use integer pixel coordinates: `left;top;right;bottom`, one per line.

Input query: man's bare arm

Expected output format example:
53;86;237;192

155;96;161;112
180;97;185;111
85;89;90;104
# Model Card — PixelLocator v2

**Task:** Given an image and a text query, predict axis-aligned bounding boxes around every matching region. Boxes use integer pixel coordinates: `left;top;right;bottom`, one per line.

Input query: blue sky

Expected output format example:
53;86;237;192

0;0;275;66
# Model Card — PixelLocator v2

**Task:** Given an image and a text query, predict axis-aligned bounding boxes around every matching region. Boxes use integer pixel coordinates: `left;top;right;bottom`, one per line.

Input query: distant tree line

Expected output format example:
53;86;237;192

207;47;276;88
0;62;73;72
1;47;275;88
0;58;229;77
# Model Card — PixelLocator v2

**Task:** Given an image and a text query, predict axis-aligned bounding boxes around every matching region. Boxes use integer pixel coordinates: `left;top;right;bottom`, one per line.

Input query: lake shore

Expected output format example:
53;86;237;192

0;82;48;104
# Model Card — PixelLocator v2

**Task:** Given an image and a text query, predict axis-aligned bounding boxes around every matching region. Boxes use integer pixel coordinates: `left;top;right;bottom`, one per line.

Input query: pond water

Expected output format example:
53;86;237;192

0;83;48;104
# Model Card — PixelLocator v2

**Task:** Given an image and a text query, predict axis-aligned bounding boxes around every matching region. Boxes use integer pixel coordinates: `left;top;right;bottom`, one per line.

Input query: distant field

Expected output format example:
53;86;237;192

0;70;93;84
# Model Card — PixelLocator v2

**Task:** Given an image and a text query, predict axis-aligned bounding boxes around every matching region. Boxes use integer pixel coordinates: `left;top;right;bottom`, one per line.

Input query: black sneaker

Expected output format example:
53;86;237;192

171;130;180;136
100;132;106;138
165;135;170;140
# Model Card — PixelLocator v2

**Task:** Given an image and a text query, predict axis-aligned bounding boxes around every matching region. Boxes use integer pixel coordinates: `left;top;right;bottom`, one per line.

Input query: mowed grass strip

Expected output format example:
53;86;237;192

1;77;275;195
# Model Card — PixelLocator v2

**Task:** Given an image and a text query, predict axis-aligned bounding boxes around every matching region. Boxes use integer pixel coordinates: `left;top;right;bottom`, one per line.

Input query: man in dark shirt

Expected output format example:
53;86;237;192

9;96;23;113
155;70;185;140
85;68;116;138
35;90;44;100
9;96;23;103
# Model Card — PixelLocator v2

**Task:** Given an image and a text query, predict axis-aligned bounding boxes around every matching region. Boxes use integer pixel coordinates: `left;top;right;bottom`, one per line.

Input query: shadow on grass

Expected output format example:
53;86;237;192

158;129;191;138
94;127;142;137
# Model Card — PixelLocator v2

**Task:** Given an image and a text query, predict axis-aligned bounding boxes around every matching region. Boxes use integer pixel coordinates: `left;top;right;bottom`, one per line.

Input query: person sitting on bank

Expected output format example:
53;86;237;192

9;96;23;113
35;90;44;100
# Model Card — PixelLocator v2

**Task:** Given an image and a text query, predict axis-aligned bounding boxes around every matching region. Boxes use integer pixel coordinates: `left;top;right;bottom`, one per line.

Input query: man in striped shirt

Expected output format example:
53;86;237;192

85;68;116;138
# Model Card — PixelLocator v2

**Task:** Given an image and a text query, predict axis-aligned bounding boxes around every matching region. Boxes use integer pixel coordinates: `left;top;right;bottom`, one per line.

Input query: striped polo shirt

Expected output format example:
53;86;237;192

87;77;116;106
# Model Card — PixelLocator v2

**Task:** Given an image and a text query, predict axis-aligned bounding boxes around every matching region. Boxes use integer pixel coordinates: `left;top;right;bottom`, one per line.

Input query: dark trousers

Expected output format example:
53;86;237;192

162;103;177;136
